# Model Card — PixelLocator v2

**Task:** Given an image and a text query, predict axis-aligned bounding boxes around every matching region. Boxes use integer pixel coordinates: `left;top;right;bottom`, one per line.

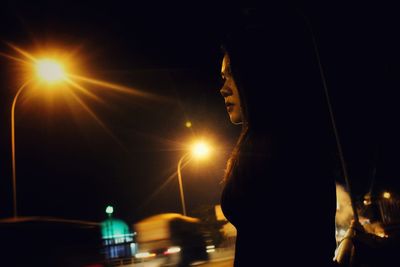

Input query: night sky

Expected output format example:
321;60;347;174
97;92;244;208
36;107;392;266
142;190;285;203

1;2;400;224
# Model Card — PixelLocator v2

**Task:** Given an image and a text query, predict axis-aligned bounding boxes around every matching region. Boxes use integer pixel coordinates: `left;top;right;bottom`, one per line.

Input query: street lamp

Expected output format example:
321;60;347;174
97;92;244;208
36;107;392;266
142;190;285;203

5;44;161;219
11;58;66;218
177;140;211;216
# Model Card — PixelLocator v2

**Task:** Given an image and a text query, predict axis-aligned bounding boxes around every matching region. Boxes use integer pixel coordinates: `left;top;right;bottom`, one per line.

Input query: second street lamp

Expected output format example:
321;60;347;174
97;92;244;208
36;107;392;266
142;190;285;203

177;141;211;216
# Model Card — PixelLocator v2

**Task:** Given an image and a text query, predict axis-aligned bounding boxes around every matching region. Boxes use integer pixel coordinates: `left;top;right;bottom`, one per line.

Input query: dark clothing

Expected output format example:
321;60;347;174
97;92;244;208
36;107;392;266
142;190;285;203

221;136;337;266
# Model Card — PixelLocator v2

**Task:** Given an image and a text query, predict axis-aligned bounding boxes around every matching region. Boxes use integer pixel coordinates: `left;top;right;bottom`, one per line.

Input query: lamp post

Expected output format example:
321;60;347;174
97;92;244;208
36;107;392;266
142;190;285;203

176;141;211;216
11;81;31;218
177;152;190;216
11;58;66;218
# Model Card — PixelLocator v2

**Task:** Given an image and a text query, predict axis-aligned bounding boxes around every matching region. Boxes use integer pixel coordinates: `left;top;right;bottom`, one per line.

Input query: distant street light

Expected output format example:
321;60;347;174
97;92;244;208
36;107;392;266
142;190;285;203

177;140;212;216
11;57;67;218
185;121;192;128
383;192;391;199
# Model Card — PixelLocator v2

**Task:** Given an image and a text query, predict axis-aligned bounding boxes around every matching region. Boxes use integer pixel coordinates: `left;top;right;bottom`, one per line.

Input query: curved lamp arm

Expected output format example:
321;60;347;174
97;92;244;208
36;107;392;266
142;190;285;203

11;80;31;218
177;152;192;216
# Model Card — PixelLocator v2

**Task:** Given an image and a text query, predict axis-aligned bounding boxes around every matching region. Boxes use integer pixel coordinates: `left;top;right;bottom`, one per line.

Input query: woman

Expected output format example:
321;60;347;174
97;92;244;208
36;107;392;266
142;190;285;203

219;5;338;266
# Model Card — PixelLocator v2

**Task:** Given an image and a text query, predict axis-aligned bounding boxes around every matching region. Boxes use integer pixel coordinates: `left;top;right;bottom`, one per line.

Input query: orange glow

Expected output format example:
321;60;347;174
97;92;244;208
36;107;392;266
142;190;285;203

66;89;123;147
36;59;66;83
185;121;192;128
383;192;391;199
64;78;105;103
1;43;172;146
0;51;30;64
68;74;168;101
362;219;388;238
7;43;37;61
191;141;211;159
164;246;181;255
135;252;156;259
2;43;169;102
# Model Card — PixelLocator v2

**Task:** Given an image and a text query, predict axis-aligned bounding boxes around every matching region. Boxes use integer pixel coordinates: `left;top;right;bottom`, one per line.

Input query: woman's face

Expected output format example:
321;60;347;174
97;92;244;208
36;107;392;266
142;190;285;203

220;54;243;124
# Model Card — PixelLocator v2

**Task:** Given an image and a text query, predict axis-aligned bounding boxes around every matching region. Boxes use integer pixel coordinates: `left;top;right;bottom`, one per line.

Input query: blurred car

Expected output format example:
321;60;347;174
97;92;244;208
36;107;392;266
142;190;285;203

134;213;209;266
0;216;107;267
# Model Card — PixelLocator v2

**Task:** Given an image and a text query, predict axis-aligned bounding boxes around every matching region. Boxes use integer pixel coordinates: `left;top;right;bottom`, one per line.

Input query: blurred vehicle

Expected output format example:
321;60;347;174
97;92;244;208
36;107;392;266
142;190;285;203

0;216;107;267
134;213;209;266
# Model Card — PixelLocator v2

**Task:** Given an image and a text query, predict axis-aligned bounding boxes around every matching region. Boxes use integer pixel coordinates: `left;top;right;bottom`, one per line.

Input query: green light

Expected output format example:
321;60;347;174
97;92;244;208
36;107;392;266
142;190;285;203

105;205;114;215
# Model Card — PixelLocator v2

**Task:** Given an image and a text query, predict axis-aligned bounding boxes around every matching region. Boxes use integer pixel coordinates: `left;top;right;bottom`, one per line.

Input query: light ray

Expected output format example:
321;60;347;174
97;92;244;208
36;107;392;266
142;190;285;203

67;89;126;150
69;74;171;102
64;78;105;104
2;43;174;152
7;43;37;62
0;52;31;65
137;159;191;211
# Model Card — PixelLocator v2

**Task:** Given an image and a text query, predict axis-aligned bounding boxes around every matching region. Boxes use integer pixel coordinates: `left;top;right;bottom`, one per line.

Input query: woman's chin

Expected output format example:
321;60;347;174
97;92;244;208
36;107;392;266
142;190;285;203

230;116;243;125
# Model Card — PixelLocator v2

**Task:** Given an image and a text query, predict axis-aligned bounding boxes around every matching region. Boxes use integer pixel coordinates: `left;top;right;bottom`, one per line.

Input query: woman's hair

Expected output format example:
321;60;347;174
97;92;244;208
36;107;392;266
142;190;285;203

222;5;334;182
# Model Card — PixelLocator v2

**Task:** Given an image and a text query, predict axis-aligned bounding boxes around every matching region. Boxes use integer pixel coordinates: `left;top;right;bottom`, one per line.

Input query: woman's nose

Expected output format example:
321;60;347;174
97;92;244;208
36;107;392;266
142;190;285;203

220;83;232;97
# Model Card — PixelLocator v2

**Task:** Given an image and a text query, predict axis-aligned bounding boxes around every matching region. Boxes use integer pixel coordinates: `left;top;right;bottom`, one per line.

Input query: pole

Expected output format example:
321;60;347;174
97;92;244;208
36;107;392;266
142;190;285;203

11;81;30;218
308;22;363;265
311;34;359;223
177;153;191;216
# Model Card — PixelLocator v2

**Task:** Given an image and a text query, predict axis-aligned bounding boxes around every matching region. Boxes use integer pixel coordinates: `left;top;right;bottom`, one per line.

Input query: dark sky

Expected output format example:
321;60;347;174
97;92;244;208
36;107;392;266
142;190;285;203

1;2;400;224
0;3;241;223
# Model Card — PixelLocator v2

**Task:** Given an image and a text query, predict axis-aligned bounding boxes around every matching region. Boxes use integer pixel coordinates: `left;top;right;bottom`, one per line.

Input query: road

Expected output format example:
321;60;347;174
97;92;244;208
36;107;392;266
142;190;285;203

132;259;233;267
199;259;233;267
131;249;235;267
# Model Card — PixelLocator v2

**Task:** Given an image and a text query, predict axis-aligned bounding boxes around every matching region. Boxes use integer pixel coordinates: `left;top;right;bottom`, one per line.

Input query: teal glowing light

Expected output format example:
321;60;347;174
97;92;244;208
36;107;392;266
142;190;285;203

101;218;132;240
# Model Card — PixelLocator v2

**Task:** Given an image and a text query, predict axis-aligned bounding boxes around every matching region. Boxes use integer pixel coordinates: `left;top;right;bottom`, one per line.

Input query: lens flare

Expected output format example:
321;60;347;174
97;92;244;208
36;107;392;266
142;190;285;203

191;141;210;159
36;59;66;83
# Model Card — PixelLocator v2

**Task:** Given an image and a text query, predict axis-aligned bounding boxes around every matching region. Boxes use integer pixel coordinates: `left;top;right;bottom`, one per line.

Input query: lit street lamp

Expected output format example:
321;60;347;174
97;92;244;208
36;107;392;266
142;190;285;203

4;44;156;219
177;141;211;216
11;58;67;218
